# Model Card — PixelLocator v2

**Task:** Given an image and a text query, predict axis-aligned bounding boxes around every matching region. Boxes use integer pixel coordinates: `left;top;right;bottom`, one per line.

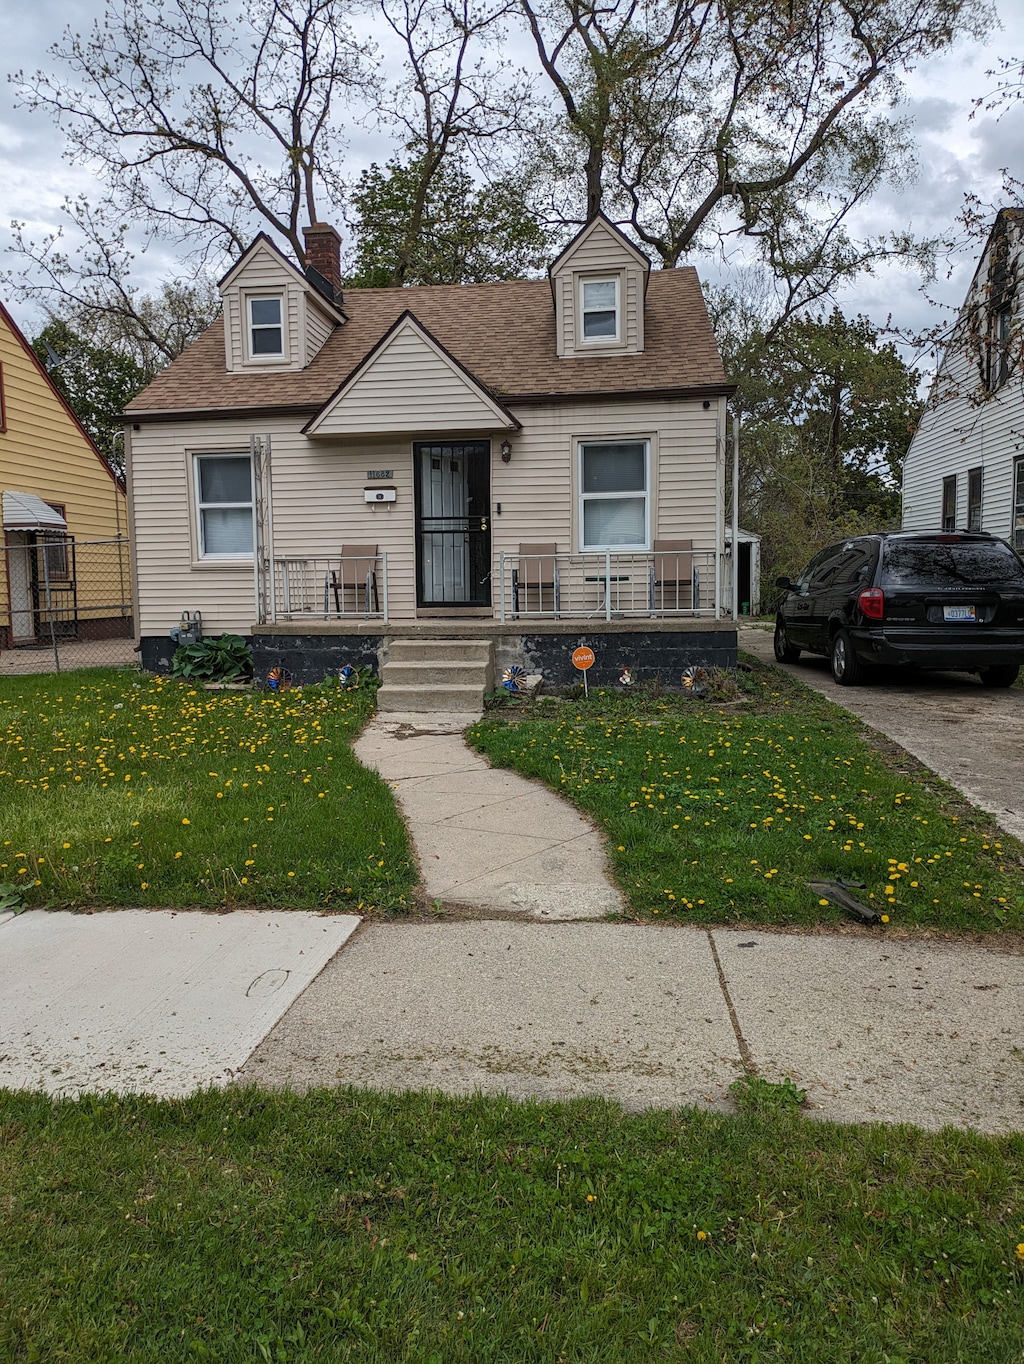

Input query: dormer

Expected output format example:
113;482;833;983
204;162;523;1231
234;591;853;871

219;230;346;374
549;214;651;358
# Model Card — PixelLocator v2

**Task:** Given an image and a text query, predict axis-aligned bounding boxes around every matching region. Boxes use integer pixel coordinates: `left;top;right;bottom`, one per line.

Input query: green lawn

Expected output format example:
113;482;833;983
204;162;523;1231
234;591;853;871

0;669;414;911
469;663;1024;933
0;1087;1021;1362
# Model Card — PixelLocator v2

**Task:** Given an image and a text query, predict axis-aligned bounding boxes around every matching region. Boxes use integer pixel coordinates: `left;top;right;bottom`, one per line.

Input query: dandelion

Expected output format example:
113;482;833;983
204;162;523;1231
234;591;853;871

182;818;190;825
696;1230;708;1241
586;1194;596;1203
1016;1244;1024;1261
881;915;889;924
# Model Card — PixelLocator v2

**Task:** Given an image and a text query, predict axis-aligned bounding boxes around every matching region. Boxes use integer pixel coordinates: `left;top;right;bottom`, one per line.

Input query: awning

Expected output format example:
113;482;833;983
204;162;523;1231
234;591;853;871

2;490;68;531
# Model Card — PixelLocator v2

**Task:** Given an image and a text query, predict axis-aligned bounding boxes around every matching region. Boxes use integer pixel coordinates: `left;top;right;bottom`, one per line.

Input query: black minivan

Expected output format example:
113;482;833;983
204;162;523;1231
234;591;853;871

773;531;1024;687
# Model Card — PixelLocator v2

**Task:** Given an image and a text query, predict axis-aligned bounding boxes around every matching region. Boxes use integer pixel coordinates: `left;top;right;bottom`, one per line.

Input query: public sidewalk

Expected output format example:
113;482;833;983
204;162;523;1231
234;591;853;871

240;918;1024;1135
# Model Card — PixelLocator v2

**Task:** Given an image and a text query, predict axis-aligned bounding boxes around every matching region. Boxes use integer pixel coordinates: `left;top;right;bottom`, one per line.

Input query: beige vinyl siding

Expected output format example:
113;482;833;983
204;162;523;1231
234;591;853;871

131;416;422;629
304;296;335;362
492;398;719;557
558;276;574;357
1;314;127;623
308;320;515;436
131;394;720;631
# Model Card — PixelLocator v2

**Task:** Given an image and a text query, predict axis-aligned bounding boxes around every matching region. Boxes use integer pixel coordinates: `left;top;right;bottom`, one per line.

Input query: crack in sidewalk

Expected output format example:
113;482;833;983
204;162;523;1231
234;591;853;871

706;930;754;1075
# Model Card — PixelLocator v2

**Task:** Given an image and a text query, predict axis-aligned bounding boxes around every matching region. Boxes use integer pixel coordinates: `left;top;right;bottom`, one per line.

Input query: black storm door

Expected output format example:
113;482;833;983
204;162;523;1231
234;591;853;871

415;441;491;606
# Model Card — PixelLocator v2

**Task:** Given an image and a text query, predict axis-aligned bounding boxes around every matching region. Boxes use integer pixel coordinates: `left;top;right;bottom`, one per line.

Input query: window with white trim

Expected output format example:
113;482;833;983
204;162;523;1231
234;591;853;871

195;454;253;558
248;296;284;357
579;440;649;549
1014;457;1024;552
580;278;619;342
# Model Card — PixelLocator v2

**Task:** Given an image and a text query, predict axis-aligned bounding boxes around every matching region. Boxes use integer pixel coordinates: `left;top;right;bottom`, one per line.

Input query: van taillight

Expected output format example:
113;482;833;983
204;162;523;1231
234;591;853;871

858;588;885;620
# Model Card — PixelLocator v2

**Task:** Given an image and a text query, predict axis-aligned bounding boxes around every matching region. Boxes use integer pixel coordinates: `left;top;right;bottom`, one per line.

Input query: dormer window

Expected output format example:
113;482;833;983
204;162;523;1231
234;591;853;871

580;278;619;342
248;296;283;357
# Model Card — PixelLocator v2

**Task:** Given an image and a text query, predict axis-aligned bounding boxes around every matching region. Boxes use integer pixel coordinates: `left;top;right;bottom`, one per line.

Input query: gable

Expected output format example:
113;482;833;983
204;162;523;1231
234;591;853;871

220;235;344;374
549;214;650;278
548;215;650;359
304;312;519;438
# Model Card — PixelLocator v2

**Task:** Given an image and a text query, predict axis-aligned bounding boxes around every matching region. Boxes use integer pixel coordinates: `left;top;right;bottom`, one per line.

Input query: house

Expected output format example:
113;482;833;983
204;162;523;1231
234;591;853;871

124;216;739;693
1;301;130;651
902;208;1024;546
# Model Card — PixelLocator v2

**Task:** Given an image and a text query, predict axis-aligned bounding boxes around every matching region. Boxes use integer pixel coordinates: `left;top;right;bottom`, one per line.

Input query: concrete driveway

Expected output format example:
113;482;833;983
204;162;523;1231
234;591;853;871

739;625;1024;842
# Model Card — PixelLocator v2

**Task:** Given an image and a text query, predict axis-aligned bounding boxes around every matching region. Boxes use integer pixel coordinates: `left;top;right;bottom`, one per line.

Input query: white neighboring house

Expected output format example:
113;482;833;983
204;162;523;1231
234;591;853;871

902;208;1024;548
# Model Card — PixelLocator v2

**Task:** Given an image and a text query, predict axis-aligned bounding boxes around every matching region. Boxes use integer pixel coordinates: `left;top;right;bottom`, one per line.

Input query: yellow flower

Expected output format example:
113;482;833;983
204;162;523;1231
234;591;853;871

182;818;190;825
586;1194;595;1203
881;914;889;924
818;898;829;906
1016;1243;1024;1261
696;1230;708;1241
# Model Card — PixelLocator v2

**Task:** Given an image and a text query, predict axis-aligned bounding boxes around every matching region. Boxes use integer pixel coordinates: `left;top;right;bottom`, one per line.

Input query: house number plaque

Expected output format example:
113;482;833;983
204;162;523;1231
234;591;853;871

366;470;393;480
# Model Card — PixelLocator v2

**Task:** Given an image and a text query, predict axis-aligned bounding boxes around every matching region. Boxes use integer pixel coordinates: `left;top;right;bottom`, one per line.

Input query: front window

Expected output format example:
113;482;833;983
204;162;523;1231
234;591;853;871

1014;458;1024;552
579;440;649;549
941;475;957;531
967;467;983;530
195;454;253;558
248;296;283;356
580;278;619;342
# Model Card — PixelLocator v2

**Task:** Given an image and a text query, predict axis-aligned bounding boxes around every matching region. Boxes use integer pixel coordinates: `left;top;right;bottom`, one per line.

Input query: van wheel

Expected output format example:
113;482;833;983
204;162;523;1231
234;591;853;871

830;629;864;686
774;620;800;663
980;664;1020;688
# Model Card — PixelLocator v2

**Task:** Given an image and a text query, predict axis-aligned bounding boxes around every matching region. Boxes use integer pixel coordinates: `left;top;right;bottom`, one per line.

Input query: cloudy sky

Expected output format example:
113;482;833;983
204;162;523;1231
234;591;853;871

1;0;1023;357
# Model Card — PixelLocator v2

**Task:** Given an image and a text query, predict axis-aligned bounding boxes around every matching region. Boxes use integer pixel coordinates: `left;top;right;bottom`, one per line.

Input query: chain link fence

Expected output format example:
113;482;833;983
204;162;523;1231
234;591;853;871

0;537;135;676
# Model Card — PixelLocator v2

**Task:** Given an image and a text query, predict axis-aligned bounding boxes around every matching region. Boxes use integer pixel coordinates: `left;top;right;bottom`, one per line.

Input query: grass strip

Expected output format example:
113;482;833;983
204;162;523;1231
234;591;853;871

0;1086;1022;1362
0;669;414;911
468;663;1024;932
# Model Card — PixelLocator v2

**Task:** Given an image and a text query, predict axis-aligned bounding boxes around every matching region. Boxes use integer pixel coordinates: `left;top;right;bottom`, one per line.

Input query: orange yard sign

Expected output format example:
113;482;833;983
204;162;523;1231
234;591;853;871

572;645;595;695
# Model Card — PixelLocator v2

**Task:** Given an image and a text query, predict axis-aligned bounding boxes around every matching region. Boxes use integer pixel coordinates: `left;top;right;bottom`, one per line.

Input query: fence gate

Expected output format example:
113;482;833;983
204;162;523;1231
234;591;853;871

0;536;134;675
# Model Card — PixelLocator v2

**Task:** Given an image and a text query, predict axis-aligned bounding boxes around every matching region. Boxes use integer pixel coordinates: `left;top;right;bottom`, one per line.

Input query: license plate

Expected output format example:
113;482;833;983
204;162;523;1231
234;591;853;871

943;604;976;622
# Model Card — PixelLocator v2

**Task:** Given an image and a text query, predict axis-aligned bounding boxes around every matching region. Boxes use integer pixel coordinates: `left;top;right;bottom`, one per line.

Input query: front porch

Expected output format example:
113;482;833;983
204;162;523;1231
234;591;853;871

263;546;725;626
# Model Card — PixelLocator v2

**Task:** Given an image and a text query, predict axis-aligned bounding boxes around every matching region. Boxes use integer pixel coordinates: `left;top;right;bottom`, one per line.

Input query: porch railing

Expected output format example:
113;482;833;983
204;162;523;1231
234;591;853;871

498;549;719;622
271;553;388;623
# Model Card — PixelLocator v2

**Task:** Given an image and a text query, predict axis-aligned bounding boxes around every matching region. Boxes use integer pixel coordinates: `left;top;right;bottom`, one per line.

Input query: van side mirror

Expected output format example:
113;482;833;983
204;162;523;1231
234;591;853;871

775;576;793;590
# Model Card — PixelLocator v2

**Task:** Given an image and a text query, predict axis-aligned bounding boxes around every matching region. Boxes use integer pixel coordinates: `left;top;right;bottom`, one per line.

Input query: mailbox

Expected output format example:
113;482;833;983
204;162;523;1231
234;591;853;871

364;487;397;503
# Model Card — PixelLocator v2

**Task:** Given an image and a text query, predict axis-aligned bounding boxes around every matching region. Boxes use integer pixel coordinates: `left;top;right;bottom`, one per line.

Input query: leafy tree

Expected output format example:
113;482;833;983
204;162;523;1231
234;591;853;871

13;0;372;266
32;320;148;480
347;158;549;287
519;0;990;321
711;288;922;581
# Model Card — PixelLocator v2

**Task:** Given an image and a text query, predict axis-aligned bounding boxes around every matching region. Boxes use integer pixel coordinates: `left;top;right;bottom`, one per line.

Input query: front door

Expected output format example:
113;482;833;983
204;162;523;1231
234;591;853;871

415;441;491;606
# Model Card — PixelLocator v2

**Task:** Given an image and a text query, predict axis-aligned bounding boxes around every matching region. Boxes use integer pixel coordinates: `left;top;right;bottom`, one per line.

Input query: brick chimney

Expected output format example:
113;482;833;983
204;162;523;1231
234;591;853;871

303;222;343;302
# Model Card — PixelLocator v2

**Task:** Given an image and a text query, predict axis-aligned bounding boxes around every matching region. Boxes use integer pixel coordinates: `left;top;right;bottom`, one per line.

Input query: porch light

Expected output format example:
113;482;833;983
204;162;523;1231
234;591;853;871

500;439;513;463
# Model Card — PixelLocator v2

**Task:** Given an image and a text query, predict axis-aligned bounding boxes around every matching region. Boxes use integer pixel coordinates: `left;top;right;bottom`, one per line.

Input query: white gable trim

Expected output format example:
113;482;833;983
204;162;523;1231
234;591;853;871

304;312;520;437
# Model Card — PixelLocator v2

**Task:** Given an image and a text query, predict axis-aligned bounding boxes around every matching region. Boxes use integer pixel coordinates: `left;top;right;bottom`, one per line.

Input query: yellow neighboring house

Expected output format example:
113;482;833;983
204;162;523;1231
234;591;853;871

1;301;130;649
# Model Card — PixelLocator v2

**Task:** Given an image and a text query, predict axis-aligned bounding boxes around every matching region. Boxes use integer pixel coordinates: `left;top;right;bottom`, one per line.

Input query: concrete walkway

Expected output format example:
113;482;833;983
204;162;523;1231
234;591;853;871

353;712;624;919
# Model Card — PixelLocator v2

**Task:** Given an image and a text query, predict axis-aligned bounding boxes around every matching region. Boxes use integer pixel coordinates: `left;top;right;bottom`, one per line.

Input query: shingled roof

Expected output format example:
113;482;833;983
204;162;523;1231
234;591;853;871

126;267;730;421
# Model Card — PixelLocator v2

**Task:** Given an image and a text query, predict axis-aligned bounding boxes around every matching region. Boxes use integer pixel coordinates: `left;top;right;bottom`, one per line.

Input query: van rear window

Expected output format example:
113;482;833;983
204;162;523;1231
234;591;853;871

882;540;1024;586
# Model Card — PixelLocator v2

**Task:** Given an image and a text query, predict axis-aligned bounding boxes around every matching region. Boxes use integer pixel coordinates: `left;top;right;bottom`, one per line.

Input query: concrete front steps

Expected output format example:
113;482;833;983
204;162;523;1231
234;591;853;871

376;638;494;712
